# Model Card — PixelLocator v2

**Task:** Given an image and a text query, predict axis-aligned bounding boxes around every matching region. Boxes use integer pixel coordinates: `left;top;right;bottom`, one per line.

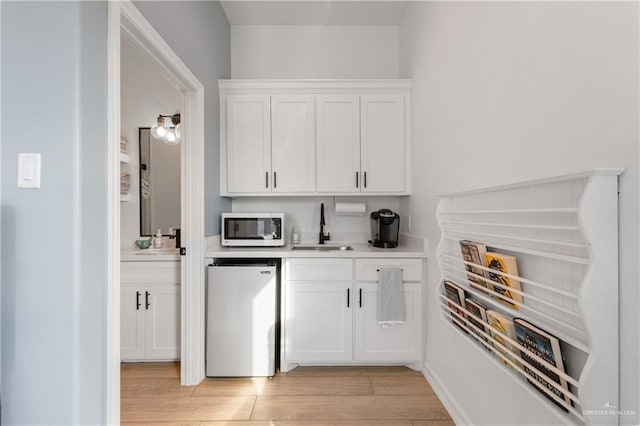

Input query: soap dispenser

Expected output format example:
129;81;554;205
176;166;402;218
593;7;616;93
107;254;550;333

154;229;164;248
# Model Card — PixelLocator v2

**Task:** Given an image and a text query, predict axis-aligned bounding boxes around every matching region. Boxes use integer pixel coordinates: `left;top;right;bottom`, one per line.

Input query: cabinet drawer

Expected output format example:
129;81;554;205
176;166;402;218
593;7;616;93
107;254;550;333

121;261;180;284
355;258;422;282
286;258;353;281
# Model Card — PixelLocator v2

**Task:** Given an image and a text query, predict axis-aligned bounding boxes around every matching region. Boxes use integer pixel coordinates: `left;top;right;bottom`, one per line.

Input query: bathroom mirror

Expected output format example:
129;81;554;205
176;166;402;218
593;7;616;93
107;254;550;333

139;128;181;236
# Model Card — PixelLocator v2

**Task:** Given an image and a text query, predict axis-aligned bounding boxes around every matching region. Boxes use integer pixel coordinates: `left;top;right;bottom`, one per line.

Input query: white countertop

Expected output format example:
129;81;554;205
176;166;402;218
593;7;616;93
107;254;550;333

205;238;426;259
122;234;427;261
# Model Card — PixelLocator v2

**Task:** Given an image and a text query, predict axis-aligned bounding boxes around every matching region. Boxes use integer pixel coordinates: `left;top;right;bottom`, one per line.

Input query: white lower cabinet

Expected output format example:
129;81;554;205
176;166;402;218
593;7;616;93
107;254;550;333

286;281;353;361
355;282;422;361
121;261;180;361
284;258;423;367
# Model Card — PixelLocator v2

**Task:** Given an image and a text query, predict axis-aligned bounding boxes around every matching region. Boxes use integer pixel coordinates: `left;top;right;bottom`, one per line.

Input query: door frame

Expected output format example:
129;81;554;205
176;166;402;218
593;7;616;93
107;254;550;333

107;1;206;423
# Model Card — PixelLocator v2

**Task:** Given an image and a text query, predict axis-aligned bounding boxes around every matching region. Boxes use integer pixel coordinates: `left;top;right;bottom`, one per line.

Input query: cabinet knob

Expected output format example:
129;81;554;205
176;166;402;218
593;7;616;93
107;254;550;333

145;291;151;310
136;291;141;310
274;171;277;188
265;172;269;188
356;171;359;188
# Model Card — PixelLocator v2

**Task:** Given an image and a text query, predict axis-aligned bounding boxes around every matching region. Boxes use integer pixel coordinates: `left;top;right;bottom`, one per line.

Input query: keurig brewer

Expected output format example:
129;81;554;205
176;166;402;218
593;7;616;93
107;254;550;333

369;209;400;248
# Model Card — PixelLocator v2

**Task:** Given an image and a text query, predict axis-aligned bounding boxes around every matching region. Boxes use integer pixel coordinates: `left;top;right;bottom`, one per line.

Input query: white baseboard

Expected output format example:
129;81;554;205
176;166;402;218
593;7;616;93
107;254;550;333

422;360;470;426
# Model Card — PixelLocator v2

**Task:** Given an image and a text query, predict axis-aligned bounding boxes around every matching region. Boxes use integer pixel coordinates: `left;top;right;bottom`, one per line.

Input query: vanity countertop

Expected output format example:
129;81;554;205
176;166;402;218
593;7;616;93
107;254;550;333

121;248;180;261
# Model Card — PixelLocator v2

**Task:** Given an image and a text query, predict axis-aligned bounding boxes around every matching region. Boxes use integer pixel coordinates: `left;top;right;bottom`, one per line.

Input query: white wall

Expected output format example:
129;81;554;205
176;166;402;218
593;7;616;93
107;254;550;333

232;196;400;244
399;2;639;425
231;25;399;79
120;39;181;248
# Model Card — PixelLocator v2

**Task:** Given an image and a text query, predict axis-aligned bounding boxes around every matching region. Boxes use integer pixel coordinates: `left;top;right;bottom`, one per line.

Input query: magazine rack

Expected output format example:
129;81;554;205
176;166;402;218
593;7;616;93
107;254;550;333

436;169;622;425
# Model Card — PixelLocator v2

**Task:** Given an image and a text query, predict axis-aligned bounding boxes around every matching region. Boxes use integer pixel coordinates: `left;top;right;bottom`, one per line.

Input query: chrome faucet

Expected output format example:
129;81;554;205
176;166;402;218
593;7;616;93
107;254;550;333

318;203;331;244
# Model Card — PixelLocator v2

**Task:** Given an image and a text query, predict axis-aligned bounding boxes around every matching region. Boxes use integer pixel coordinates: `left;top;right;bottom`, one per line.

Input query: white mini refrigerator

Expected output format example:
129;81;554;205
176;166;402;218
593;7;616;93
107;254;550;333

206;260;277;377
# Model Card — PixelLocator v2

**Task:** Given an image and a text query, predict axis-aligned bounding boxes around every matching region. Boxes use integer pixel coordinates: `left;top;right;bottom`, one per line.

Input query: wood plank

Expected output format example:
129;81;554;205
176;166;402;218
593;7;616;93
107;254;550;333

121;377;196;399
411;421;456;426
194;376;373;397
121;362;179;379
121;396;255;422
372;395;451;420
370;376;435;396
123;423;413;426
251;395;450;421
250;395;380;421
285;366;422;377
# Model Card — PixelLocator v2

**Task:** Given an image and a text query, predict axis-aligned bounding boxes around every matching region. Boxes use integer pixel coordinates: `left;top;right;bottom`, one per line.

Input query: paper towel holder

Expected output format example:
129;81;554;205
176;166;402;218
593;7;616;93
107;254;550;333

332;197;367;216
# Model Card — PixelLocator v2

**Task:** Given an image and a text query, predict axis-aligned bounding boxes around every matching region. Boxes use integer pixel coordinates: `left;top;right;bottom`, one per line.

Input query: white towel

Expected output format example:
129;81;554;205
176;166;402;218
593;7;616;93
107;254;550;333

377;268;405;327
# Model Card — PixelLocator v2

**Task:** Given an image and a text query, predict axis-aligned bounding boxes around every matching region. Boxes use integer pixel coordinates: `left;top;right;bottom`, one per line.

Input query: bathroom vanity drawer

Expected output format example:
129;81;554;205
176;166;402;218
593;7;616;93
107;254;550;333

286;258;353;281
355;258;422;282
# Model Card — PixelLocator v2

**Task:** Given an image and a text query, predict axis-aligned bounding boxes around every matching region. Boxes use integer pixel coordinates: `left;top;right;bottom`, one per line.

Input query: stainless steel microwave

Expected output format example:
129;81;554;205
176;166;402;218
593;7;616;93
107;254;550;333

221;213;285;247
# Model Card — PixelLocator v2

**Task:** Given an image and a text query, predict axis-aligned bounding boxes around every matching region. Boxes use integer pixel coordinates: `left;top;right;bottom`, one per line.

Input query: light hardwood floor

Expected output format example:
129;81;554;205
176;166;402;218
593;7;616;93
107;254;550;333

121;363;454;425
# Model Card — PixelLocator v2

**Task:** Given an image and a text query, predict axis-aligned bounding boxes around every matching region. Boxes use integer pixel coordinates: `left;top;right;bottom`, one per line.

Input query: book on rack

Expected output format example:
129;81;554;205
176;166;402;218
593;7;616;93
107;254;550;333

514;318;571;412
484;252;523;309
486;310;518;368
443;280;467;333
464;298;488;344
459;240;489;293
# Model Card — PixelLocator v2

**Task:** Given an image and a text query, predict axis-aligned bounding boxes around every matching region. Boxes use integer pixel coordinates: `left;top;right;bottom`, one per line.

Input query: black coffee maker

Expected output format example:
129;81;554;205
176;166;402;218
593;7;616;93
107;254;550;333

369;209;400;248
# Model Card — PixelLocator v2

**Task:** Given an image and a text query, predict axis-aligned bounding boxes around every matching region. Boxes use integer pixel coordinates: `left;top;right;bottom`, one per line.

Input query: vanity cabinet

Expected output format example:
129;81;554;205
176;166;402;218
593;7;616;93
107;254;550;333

120;260;180;361
283;258;423;369
220;80;410;196
225;93;315;194
316;94;406;194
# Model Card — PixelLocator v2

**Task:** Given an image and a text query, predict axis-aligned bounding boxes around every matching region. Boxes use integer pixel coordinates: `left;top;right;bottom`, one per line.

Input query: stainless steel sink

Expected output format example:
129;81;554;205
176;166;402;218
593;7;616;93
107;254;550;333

291;245;354;251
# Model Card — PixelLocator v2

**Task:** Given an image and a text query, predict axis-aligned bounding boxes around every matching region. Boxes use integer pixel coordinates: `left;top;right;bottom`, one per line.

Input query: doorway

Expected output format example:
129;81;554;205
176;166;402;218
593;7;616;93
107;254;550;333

107;1;206;423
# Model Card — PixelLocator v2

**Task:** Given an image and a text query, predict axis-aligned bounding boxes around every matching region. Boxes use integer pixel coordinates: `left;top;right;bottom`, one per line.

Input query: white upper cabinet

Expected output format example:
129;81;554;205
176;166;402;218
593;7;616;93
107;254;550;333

271;95;316;193
360;94;405;193
226;94;271;193
316;95;361;193
220;80;410;196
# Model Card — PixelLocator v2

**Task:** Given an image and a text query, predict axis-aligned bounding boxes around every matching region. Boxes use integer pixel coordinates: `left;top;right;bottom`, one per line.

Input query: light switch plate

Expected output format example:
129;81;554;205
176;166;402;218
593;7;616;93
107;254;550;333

17;153;41;188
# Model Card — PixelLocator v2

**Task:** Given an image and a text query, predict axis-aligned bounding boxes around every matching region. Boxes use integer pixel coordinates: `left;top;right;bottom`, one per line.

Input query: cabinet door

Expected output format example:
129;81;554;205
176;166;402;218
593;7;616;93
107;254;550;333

144;284;181;360
271;95;316;193
360;94;405;193
226;94;271;193
286;281;353;362
354;282;422;362
316;95;361;193
121;285;145;361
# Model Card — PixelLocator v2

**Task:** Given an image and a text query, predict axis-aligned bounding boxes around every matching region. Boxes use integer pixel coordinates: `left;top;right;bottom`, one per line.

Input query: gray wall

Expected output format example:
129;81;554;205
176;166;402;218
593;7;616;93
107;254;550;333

1;1;108;424
399;2;639;424
1;1;230;423
134;0;232;236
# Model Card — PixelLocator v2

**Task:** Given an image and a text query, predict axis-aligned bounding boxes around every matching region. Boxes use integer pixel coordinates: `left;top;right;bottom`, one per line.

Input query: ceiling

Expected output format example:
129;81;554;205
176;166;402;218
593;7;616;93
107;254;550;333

220;1;409;26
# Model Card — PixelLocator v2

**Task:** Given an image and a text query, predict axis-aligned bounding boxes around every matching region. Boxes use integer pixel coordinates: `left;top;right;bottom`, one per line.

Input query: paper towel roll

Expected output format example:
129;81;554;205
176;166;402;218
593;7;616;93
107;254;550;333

334;201;366;216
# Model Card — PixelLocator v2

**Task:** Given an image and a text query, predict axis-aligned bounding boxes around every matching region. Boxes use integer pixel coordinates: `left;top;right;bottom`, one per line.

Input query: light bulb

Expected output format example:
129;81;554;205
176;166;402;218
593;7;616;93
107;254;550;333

165;129;178;144
174;123;182;139
150;116;167;139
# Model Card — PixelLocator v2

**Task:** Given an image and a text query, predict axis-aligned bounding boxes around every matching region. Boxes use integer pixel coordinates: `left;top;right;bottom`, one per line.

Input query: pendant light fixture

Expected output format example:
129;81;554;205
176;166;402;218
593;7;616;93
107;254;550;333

151;113;181;145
